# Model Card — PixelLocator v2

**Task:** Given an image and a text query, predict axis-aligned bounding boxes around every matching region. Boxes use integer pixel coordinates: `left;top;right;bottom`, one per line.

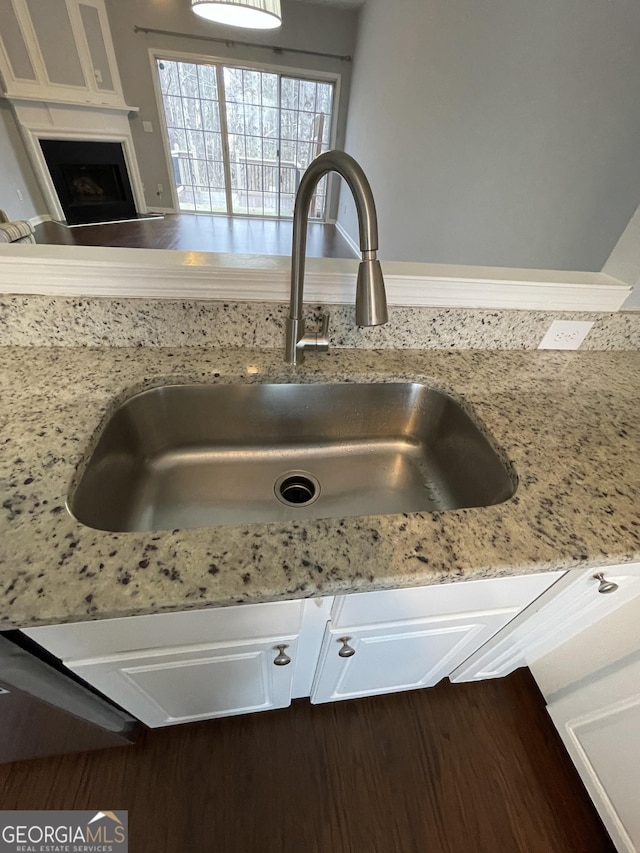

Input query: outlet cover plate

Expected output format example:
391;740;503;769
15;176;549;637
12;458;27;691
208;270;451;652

538;320;594;350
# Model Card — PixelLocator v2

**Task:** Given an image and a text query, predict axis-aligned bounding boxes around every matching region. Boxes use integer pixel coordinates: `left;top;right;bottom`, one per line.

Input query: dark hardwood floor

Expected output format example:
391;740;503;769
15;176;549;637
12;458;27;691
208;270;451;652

34;213;356;258
0;670;613;852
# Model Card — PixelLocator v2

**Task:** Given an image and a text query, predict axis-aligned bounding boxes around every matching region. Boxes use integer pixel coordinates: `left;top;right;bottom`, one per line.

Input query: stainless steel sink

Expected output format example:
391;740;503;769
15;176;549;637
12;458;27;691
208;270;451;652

69;383;516;532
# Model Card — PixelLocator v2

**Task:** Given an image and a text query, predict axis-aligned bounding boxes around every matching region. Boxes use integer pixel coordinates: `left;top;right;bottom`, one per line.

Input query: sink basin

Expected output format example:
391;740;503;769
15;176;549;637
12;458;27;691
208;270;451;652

69;383;516;532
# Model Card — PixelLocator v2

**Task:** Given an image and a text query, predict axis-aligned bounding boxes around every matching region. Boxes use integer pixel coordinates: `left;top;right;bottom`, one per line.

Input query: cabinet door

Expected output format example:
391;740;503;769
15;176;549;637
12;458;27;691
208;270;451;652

451;563;640;684
548;657;640;853
69;637;298;727
311;612;514;705
26;0;86;88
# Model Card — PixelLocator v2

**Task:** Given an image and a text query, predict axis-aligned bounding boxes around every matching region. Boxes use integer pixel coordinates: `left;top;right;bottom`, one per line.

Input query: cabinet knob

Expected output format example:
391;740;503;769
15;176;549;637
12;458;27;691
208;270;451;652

593;572;619;594
338;637;356;658
273;644;291;666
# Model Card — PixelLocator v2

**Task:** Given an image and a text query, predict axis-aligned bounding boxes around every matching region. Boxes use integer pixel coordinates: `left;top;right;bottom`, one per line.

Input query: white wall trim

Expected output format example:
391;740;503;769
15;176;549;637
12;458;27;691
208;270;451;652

603;200;640;310
0;246;630;311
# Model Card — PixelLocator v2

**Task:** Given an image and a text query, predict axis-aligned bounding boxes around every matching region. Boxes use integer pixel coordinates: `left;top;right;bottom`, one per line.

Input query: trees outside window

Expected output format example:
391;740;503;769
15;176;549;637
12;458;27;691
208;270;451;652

157;58;334;218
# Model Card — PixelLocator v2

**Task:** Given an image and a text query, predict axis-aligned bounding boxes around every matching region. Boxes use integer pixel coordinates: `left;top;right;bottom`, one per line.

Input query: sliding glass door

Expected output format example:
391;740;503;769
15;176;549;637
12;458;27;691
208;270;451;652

157;60;228;213
156;58;334;219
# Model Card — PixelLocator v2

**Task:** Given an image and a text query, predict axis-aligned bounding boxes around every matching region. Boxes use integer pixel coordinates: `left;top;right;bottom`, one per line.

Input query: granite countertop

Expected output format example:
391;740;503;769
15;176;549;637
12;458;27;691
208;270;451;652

1;346;639;629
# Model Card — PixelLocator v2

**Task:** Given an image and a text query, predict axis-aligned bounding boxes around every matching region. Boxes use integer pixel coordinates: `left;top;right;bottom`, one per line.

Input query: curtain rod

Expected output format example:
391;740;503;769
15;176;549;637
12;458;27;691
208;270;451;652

133;25;352;63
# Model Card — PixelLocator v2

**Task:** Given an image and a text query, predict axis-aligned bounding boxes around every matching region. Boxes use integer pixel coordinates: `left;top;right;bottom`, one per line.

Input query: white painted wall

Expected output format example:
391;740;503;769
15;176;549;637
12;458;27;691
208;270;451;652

105;0;359;214
0;101;47;221
339;0;640;272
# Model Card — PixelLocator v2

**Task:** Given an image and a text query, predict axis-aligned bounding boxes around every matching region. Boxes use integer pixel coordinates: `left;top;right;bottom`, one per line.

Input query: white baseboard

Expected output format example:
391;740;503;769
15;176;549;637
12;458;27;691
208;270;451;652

29;214;52;226
335;221;360;258
146;207;175;215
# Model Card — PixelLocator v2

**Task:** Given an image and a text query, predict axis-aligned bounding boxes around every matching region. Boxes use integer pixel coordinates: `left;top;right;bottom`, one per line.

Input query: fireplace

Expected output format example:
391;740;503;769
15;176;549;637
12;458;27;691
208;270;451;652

39;139;137;226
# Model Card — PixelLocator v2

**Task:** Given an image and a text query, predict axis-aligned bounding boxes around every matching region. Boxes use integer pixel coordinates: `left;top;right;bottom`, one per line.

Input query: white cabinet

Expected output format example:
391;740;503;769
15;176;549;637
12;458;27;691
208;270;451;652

547;656;640;853
70;637;299;728
451;563;640;683
0;0;125;106
25;599;307;728
311;611;517;704
24;571;562;725
311;572;562;704
529;591;640;853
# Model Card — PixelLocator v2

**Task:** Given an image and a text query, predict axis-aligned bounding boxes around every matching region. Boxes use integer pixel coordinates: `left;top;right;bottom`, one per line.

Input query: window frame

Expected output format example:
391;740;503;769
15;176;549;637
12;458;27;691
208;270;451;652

148;47;341;220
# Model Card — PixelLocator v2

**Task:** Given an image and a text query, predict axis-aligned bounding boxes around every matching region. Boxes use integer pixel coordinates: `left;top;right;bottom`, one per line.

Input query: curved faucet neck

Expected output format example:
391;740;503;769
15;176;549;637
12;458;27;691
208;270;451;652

285;150;387;365
290;150;379;321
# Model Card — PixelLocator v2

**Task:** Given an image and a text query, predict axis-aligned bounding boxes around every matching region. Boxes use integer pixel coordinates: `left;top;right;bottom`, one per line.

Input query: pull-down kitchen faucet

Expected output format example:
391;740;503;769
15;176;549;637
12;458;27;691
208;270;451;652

284;150;388;365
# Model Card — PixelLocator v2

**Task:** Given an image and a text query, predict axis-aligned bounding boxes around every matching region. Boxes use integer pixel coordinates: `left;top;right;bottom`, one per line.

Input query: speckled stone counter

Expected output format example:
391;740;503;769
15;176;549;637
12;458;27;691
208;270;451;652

1;346;639;628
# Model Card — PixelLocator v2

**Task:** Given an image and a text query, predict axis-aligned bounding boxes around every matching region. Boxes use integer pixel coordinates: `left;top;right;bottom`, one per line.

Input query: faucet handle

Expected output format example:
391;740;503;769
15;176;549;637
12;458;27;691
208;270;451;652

286;311;330;365
303;311;330;351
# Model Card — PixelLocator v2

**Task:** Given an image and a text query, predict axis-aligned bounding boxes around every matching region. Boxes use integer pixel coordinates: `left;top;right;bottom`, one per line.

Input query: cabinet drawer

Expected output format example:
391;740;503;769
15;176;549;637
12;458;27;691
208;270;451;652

332;572;563;628
24;599;304;661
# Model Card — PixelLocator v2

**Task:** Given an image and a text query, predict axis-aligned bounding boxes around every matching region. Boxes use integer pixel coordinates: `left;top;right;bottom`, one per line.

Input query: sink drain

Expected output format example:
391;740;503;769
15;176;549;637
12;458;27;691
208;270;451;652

274;471;321;507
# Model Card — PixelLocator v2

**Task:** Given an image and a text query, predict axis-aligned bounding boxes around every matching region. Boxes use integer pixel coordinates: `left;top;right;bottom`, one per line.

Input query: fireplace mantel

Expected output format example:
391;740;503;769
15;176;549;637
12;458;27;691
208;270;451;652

11;98;147;222
2;92;138;115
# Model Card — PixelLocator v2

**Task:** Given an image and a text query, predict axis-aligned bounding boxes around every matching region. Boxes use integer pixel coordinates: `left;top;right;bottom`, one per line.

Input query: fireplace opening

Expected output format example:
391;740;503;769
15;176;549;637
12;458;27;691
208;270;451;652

62;163;125;207
40;139;137;225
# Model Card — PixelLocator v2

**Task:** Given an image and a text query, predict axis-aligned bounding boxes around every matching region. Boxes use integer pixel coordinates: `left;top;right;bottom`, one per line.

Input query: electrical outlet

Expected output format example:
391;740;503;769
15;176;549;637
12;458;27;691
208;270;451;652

538;320;594;350
156;183;163;195
94;68;103;84
15;189;23;201
142;121;153;133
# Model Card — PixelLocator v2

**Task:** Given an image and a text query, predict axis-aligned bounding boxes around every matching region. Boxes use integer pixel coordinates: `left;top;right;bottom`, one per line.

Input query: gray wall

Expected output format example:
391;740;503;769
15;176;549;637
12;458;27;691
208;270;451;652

106;0;358;214
0;101;47;221
339;0;640;271
602;203;640;309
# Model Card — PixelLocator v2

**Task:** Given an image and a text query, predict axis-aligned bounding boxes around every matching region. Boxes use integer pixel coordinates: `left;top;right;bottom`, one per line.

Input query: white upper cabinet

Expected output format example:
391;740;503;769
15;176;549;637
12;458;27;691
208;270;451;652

78;1;115;92
0;0;37;82
0;0;126;106
27;0;86;88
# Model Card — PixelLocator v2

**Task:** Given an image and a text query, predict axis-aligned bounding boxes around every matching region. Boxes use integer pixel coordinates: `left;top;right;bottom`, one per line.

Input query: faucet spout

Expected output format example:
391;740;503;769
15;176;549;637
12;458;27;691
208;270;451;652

356;255;387;326
285;150;388;365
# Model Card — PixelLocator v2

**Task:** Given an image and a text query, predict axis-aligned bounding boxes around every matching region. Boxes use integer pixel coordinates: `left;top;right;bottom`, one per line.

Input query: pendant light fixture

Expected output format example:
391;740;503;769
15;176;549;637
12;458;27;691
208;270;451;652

191;0;282;29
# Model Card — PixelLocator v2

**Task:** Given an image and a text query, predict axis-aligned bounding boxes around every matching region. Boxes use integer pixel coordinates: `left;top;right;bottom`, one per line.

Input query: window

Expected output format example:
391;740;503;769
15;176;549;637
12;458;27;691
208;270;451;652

156;58;335;219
